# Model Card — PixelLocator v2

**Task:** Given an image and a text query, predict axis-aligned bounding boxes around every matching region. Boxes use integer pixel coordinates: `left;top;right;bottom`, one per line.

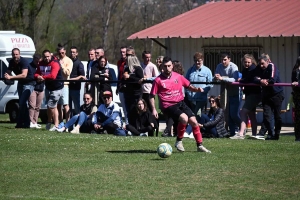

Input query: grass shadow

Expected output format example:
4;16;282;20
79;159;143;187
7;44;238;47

106;150;157;154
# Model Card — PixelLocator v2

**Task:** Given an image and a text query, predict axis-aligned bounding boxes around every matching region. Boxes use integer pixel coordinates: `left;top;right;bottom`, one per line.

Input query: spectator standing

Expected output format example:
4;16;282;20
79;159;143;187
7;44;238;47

185;52;213;116
28;53;44;129
116;46;128;124
92;91;126;136
85;48;96;92
4;48;35;128
122;49;144;115
90;56;113;105
291;56;300;141
126;98;158;136
57;93;97;134
150;57;211;153
254;55;284;140
140;51;159;112
56;44;73;126
69;46;86;116
214;53;241;136
230;54;261;139
34;50;64;131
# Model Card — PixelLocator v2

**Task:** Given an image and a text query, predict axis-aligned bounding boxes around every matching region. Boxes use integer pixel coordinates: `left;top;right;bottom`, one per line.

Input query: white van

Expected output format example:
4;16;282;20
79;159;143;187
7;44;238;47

0;31;35;122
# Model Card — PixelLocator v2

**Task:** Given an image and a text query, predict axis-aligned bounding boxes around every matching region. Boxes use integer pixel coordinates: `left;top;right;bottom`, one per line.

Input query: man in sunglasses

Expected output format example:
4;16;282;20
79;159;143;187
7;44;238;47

150;57;211;153
92;91;126;136
56;44;73;129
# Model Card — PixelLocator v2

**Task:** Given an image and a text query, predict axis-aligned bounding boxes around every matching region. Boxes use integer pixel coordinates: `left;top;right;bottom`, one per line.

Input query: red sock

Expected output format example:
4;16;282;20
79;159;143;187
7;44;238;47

192;125;203;144
177;123;186;139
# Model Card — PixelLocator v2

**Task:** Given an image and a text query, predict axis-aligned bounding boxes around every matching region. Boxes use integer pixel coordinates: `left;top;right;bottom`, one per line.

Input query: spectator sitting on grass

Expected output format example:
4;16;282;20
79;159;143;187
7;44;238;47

57;93;97;134
126;98;158;137
92;91;126;136
185;96;228;138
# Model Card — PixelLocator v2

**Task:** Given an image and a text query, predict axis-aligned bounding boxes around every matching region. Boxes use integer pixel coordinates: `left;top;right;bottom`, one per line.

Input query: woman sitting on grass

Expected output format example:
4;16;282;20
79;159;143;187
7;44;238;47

126;98;158;136
57;93;97;134
185;95;228;138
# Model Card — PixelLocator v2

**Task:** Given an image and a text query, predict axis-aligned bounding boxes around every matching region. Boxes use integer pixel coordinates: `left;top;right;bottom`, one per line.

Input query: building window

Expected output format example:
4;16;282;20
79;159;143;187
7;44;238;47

203;46;261;74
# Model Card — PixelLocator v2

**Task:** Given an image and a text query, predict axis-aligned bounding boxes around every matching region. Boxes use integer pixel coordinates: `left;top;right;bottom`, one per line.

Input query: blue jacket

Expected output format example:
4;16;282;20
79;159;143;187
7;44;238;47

185;65;212;102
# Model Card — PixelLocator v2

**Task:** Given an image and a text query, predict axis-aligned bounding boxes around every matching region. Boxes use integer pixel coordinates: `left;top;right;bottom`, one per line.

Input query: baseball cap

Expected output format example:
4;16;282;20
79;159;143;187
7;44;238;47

103;91;112;97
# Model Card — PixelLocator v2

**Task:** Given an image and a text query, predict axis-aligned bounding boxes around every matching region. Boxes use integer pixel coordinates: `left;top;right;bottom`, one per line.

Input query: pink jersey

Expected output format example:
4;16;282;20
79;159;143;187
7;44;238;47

150;72;190;109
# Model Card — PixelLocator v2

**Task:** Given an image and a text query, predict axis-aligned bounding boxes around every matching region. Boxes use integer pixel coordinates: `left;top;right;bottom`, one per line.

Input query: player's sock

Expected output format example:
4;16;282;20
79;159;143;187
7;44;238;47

177;122;186;140
192;125;203;144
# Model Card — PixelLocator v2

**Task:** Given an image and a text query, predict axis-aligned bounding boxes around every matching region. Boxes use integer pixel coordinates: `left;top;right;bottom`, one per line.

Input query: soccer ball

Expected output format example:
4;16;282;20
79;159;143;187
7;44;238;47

157;143;172;158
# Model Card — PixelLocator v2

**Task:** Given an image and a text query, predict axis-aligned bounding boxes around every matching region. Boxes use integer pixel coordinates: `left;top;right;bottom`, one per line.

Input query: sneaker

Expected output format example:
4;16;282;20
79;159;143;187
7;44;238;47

161;129;172;137
46;123;51;130
175;140;185;152
58;122;65;129
49;126;58;132
197;145;211;153
36;124;42;129
140;132;148;137
57;127;65;133
229;134;245;139
254;135;265;140
30;122;35;128
70;127;80;134
265;135;278;140
127;131;132;136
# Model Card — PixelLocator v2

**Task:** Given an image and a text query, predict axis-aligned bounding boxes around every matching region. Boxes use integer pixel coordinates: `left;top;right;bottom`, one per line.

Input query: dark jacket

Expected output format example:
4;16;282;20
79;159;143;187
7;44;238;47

291;68;300;93
8;56;35;85
70;57;85;90
122;66;144;95
30;61;44;92
128;109;158;131
254;63;283;98
80;102;97;115
203;108;227;138
90;66;113;93
239;64;261;95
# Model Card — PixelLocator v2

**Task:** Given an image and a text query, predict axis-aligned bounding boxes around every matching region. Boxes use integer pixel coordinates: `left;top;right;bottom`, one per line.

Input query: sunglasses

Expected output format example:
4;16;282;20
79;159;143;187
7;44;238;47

59;52;65;55
126;54;133;57
84;98;90;100
209;100;215;103
104;96;111;99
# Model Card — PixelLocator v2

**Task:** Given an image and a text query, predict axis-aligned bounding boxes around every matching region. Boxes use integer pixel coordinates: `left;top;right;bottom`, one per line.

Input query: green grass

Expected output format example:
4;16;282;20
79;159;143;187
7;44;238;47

0;121;300;199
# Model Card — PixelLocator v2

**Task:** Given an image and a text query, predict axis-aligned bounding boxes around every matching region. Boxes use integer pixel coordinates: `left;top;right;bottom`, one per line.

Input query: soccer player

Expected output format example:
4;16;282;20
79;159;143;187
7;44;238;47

150;57;211;153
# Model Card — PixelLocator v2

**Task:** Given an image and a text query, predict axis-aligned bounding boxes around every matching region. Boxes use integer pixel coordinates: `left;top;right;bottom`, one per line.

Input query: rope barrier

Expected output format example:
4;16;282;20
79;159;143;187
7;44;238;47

0;77;297;86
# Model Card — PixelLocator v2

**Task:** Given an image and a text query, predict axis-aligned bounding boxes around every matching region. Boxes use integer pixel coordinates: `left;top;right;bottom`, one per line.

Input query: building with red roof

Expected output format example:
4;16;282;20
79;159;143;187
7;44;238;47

128;0;300;124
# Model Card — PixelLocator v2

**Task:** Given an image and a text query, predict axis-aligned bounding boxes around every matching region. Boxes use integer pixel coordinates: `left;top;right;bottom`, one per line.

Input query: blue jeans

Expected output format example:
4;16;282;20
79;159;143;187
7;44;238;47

186;114;217;137
69;89;81;115
228;95;241;136
17;84;34;127
65;111;87;129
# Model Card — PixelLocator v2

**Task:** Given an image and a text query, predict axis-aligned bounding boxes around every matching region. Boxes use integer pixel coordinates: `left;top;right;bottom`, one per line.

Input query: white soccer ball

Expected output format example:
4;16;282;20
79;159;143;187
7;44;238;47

157;143;172;158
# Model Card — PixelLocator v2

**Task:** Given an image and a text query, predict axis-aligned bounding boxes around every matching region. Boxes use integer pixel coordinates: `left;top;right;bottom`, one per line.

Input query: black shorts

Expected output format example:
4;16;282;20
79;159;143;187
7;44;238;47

164;101;195;121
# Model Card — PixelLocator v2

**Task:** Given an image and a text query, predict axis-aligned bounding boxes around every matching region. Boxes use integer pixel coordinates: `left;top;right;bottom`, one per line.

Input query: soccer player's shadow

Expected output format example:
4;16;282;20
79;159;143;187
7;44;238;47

106;150;157;154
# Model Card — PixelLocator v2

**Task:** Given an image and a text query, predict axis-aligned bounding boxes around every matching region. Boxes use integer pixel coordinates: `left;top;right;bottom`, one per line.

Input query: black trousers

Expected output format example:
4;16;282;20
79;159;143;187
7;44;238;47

126;124;154;136
262;92;284;138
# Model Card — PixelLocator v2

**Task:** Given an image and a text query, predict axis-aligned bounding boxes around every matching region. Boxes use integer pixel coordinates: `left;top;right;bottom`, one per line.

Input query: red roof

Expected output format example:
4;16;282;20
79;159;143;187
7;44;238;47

128;0;300;39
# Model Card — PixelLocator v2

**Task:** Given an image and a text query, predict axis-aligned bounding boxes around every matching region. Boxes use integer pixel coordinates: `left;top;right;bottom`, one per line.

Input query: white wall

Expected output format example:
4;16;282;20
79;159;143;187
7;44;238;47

166;36;300;124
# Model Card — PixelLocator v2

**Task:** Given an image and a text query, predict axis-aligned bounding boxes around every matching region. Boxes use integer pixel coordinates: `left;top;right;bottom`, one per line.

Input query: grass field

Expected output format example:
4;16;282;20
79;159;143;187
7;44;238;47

1;115;300;199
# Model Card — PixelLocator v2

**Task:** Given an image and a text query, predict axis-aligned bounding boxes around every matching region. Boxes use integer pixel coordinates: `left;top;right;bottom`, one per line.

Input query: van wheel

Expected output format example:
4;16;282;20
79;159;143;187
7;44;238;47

9;102;19;123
